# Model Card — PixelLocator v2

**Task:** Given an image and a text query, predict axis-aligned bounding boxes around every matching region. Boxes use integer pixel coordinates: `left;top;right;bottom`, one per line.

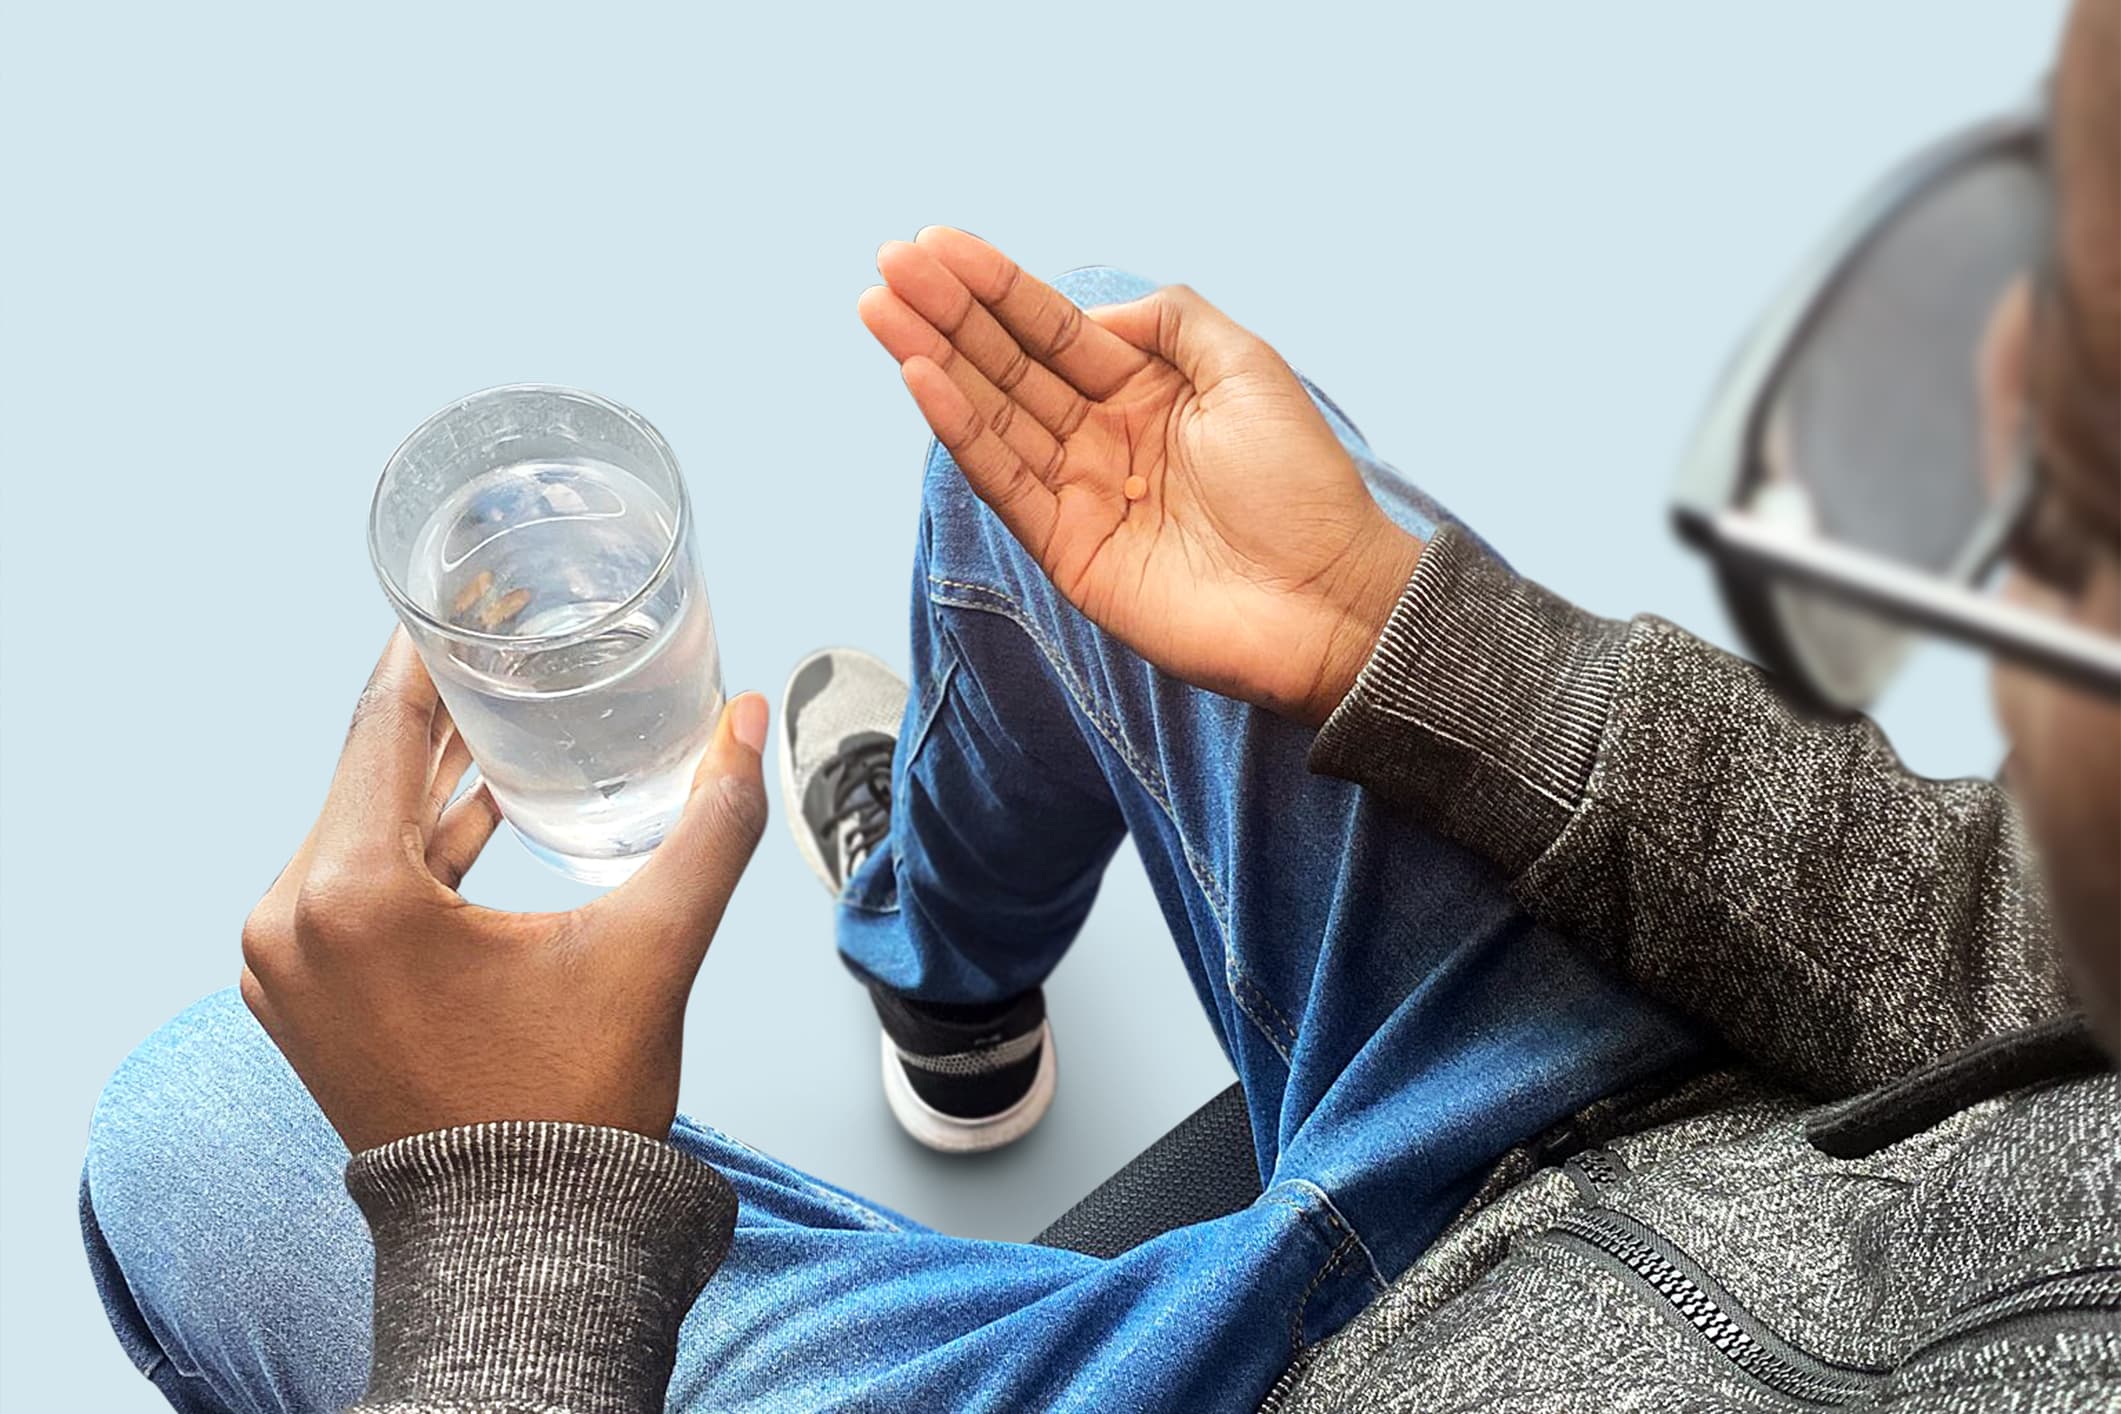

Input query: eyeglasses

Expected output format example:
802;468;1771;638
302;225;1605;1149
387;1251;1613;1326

1671;104;2121;712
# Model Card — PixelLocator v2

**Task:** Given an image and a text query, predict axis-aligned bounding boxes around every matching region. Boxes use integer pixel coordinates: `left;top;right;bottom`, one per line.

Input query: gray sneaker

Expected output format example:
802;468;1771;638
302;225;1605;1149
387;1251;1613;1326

778;646;1057;1152
778;647;907;894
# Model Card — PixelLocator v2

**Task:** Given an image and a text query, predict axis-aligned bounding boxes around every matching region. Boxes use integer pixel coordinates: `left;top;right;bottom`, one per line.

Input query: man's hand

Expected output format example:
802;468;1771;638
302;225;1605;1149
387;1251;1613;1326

861;229;1424;726
239;631;769;1154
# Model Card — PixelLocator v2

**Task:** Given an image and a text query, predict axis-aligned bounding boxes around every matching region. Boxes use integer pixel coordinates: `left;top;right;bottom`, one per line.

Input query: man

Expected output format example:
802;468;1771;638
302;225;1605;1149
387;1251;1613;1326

83;2;2118;1409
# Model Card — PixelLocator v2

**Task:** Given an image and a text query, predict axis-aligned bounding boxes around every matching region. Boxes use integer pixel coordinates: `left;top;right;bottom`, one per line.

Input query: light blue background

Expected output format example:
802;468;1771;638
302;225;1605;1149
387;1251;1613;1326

0;2;2061;1406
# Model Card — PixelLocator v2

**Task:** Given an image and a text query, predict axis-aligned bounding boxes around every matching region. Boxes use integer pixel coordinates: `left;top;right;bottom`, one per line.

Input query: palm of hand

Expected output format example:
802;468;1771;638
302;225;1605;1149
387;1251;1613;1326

863;230;1418;720
1042;360;1388;708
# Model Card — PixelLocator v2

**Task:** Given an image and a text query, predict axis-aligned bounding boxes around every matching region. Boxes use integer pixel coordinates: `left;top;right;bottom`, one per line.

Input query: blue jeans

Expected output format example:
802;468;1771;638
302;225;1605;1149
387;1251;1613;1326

83;269;1699;1413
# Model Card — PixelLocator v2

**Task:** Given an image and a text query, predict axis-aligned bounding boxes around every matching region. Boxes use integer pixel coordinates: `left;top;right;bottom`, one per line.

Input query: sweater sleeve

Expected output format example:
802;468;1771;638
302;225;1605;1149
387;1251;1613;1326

342;1121;737;1414
1310;524;2068;1098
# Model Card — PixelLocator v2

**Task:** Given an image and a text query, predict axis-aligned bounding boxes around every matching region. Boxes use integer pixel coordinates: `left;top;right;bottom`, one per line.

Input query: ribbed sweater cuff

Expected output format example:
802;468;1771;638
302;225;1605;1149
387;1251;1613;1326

1308;524;1629;877
346;1121;737;1414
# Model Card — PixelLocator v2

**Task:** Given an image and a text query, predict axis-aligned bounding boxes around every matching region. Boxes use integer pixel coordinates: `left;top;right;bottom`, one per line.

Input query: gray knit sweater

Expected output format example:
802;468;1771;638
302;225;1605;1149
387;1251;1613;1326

342;526;2119;1412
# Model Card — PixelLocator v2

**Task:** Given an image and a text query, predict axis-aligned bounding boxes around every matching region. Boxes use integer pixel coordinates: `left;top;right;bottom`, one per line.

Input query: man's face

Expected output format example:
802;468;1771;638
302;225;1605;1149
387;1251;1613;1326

1990;556;2121;1045
1979;0;2121;1045
1979;304;2121;1045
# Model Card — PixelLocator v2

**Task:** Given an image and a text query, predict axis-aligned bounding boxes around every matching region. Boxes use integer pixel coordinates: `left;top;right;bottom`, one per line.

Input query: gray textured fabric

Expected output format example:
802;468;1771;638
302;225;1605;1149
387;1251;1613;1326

345;1122;737;1414
1313;527;1628;879
1271;1071;2119;1413
1284;525;2114;1412
1313;525;2067;1099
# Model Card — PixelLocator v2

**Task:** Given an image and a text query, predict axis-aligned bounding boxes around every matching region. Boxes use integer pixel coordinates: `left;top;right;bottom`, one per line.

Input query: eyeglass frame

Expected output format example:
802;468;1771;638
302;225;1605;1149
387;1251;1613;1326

1669;103;2121;704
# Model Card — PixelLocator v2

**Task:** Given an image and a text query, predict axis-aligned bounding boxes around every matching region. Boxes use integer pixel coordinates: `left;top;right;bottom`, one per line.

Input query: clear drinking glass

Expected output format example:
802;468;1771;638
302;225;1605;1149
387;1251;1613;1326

369;384;723;884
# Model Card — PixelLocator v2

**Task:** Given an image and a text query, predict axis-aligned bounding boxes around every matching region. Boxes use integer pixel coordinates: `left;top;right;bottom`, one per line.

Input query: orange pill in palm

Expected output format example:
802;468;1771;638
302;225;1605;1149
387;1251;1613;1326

1123;475;1148;502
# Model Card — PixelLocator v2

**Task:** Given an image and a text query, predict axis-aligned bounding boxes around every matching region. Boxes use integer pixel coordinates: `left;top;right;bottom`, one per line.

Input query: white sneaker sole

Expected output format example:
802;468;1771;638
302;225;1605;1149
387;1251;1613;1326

880;1021;1057;1154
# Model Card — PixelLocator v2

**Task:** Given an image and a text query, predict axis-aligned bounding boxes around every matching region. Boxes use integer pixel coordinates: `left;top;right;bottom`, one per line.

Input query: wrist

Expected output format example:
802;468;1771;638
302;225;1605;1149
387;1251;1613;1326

1302;521;1425;727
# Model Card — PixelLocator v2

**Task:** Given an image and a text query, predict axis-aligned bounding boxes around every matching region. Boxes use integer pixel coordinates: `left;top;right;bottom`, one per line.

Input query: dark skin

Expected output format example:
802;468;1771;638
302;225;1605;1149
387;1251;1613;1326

860;234;1425;728
237;633;770;1152
1982;0;2121;1050
248;1;2118;1150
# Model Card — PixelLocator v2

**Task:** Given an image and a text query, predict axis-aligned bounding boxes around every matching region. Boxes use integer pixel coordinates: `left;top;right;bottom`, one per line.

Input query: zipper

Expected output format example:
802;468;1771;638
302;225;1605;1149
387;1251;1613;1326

1563;1145;1630;1200
1256;1213;2113;1414
1904;1263;2121;1361
1254;1349;1311;1414
1548;1209;1884;1407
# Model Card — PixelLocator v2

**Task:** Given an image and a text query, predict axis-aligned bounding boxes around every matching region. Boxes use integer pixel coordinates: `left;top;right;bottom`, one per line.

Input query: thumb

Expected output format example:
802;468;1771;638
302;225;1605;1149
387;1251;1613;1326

600;692;770;959
1087;284;1263;389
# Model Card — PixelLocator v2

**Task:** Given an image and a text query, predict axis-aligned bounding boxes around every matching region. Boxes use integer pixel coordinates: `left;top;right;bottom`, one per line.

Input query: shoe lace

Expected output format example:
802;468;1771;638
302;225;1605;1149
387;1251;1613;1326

826;737;895;876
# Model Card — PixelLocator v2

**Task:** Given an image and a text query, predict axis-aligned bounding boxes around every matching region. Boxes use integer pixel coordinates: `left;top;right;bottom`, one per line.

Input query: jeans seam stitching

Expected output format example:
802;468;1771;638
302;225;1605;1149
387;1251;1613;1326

1279;1177;1388;1291
1236;968;1301;1050
928;577;1251;964
1232;968;1299;1058
908;650;958;762
1291;1231;1362;1353
925;579;1175;805
924;577;1298;1066
1264;1180;1379;1343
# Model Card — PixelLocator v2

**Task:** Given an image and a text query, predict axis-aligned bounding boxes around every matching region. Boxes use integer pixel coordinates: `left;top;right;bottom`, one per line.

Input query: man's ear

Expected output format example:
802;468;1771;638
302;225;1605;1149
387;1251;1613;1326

1976;274;2035;496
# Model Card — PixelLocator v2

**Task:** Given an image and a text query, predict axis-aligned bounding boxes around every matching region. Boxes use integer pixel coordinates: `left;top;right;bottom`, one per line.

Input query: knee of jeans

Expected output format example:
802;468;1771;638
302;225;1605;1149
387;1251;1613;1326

87;989;286;1172
84;989;305;1280
84;989;369;1395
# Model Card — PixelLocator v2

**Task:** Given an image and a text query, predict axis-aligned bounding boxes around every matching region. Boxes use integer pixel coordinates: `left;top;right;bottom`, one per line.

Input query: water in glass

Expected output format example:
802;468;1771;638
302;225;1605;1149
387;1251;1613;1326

405;455;722;881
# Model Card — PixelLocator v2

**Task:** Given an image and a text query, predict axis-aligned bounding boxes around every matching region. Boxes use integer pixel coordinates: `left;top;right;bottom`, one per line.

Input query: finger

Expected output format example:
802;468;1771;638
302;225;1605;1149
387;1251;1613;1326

323;630;444;855
858;284;1066;479
913;227;1150;399
426;779;502;891
598;694;772;966
1086;284;1263;391
901;356;1060;554
427;725;474;823
878;239;1101;431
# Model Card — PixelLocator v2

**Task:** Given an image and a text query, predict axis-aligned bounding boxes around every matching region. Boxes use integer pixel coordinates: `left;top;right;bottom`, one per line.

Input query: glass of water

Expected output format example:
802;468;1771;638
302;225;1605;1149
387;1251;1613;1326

369;384;724;884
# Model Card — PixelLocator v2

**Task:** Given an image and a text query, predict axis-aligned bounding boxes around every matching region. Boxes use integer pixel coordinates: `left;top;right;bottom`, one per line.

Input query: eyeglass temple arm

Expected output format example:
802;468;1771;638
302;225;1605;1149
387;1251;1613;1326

1949;455;2044;584
1706;508;2121;699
